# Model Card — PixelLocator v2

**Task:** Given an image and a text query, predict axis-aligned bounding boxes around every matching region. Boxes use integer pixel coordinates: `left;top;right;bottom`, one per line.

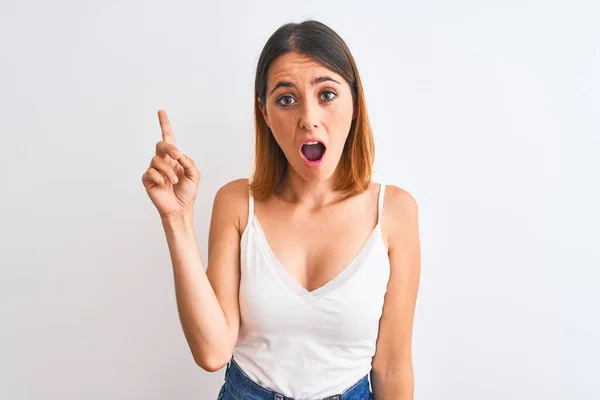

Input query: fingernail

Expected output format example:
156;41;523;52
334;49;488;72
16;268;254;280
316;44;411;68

171;175;178;184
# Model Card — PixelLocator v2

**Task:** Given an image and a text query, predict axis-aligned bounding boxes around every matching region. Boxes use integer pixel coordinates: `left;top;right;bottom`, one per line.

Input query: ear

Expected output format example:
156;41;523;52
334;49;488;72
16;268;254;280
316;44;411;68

258;97;270;128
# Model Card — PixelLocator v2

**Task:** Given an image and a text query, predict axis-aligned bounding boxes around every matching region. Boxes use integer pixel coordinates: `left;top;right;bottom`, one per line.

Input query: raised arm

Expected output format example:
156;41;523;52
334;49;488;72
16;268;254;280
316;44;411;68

142;110;244;371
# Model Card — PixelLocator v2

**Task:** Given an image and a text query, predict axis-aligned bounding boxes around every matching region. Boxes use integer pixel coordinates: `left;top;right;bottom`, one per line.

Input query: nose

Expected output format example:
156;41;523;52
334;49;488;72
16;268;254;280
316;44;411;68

298;98;319;130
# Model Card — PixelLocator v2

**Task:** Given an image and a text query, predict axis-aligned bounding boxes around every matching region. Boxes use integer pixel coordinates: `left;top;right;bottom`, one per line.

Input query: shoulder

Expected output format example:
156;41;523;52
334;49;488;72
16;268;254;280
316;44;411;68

215;178;249;200
213;178;251;234
380;184;419;250
381;184;418;216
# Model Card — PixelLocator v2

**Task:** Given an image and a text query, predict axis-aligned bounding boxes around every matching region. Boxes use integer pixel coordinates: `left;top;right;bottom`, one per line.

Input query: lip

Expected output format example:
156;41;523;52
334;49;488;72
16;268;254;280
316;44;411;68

299;138;327;168
299;137;327;149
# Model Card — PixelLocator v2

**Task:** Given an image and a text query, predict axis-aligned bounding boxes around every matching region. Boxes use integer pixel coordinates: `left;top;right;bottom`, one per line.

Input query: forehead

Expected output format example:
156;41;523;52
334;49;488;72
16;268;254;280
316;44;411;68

267;51;343;84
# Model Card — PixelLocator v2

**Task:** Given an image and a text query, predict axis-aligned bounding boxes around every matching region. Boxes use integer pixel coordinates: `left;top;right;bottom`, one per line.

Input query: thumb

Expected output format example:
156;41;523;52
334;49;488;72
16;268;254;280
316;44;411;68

173;152;201;182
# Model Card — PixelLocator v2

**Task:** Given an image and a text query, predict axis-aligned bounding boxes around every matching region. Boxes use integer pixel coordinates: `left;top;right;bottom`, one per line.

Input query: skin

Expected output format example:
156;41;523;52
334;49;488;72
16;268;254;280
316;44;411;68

260;51;355;188
142;51;421;399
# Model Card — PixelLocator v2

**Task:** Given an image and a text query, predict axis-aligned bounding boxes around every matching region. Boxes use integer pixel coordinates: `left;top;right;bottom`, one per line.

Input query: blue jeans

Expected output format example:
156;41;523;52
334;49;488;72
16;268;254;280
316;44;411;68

217;358;373;400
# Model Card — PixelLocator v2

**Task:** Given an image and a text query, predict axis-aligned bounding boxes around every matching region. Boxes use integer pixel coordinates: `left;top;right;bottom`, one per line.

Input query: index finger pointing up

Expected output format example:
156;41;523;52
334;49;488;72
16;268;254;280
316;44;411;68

157;109;176;145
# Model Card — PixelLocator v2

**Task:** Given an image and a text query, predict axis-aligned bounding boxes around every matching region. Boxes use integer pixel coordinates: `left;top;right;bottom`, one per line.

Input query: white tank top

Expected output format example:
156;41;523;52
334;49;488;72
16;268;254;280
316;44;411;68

232;184;390;399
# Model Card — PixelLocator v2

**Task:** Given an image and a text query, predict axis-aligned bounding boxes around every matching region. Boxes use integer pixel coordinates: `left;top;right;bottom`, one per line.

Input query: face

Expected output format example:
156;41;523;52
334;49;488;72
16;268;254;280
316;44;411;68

260;51;355;183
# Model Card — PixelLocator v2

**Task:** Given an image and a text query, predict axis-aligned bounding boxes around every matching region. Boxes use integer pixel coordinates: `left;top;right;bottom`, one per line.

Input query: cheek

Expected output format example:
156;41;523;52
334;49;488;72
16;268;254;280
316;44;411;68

269;111;292;131
267;111;296;150
266;103;290;129
326;100;354;138
269;117;290;137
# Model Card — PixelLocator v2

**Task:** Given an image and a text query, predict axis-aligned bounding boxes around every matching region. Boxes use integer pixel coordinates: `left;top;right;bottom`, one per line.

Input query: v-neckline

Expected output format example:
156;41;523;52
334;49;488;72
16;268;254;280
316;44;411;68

250;216;382;300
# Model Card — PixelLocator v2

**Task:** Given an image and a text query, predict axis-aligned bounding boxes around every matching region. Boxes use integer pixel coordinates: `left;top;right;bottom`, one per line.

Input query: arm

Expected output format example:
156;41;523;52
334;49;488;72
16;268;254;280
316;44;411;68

163;179;245;372
371;186;421;399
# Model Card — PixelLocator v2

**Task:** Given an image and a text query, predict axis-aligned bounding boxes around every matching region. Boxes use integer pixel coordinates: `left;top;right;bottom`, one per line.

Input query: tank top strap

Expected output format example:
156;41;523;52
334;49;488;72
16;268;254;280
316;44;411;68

377;183;386;225
247;187;254;225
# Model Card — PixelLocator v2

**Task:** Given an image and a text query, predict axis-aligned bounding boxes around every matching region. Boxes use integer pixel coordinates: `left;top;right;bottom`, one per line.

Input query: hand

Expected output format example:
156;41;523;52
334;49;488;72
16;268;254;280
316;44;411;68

141;110;201;220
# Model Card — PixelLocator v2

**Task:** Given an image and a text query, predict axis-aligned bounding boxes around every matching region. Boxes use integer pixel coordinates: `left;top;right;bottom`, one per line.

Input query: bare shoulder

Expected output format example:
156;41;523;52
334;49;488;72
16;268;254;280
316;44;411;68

380;184;419;250
213;178;251;234
382;184;418;215
215;178;249;200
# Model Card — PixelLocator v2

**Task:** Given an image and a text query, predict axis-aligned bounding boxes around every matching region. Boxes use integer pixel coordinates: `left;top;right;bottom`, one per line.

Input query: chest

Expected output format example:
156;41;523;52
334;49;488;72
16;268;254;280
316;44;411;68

252;197;383;293
239;219;390;337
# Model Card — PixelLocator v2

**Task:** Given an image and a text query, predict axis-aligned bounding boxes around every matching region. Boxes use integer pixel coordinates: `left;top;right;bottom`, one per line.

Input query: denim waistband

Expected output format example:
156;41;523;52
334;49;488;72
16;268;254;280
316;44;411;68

221;357;372;400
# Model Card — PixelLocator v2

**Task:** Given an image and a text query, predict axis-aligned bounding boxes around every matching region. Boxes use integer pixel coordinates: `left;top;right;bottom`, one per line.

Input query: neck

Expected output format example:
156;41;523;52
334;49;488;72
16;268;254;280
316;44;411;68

276;165;345;210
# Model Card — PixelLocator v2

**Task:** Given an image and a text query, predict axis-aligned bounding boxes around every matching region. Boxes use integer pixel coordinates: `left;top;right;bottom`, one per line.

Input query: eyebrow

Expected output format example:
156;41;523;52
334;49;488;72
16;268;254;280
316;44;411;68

269;76;342;96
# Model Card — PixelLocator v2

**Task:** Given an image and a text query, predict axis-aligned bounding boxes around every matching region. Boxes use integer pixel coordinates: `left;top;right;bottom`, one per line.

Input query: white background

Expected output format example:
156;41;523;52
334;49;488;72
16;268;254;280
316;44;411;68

1;1;597;399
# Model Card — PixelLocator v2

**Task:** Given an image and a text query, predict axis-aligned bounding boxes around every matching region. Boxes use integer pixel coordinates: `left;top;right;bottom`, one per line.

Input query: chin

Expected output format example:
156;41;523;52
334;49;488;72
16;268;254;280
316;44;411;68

296;162;339;183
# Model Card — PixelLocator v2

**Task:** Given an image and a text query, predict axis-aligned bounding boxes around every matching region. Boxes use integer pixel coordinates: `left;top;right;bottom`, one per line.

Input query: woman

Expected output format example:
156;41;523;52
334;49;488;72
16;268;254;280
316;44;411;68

142;20;421;400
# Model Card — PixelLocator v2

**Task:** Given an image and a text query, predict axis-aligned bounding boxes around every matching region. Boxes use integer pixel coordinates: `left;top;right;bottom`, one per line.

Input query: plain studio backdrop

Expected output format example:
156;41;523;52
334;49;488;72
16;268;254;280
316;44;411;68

0;0;597;399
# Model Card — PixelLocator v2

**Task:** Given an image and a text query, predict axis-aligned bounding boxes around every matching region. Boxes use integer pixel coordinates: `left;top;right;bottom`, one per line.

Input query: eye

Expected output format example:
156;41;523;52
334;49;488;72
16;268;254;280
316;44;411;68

277;95;296;107
320;90;337;102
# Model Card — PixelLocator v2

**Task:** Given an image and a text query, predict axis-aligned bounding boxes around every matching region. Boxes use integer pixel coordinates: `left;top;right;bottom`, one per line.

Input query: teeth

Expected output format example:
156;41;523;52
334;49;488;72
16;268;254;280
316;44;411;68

304;141;319;145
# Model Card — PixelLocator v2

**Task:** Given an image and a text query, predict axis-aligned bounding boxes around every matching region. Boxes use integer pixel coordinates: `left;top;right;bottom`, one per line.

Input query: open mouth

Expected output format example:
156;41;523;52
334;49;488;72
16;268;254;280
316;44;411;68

300;141;326;162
